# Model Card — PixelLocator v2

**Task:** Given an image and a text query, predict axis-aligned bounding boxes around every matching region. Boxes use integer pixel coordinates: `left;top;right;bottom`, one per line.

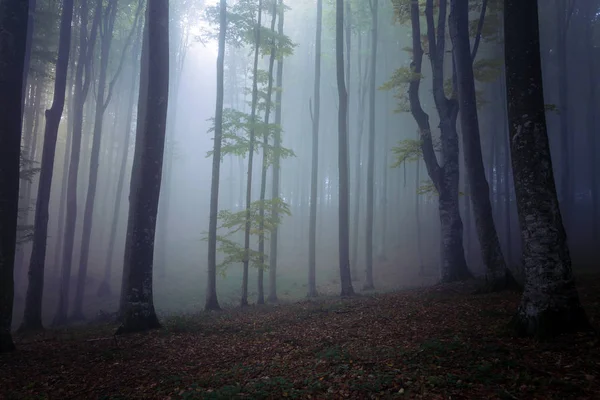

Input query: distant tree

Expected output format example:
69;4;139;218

21;0;75;332
0;0;30;352
335;0;354;296
364;0;377;291
117;0;169;333
267;0;285;304
53;0;101;326
308;0;323;298
206;0;227;311
504;0;590;338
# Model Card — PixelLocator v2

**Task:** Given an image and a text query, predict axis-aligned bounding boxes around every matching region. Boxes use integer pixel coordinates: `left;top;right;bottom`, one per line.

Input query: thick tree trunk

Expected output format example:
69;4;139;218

117;0;168;334
21;0;74;332
364;0;378;290
0;0;30;352
206;0;227;311
585;0;598;247
268;0;285;303
53;0;101;326
308;0;322;298
504;0;590;338
423;0;471;283
449;0;517;290
335;0;355;297
241;0;262;307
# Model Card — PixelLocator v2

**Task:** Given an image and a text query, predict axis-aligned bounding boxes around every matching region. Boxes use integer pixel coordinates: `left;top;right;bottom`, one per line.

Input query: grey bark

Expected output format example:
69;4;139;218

268;0;285;303
364;0;377;290
336;0;355;297
504;0;590;338
257;0;278;305
206;0;227;311
241;0;262;307
308;0;322;298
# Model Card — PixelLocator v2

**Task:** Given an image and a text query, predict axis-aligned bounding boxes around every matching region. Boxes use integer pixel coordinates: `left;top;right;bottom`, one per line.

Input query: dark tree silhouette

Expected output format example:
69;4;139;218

118;0;169;334
0;0;30;352
504;0;590;338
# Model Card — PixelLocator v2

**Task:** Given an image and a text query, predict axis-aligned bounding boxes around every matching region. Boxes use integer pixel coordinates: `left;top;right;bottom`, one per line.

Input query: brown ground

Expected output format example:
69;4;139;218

1;275;599;400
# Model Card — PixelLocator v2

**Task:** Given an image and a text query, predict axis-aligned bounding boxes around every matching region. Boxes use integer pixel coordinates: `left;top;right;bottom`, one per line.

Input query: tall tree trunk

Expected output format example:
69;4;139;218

21;0;74;332
53;0;101;326
504;0;590;338
206;0;227;311
257;0;278;305
585;0;598;247
73;0;138;320
0;0;30;352
351;34;369;278
335;0;355;297
364;0;378;290
241;0;262;307
268;0;285;303
308;0;322;298
449;0;517;290
117;0;168;334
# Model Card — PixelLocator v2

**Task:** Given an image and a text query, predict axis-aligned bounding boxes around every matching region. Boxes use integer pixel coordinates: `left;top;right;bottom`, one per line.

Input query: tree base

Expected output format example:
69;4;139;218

266;294;278;303
18;317;44;333
0;333;15;353
307;289;318;298
362;283;375;291
116;312;161;335
205;295;221;311
240;298;249;308
52;313;69;328
340;287;355;297
481;269;522;293
69;311;86;323
510;303;592;340
96;281;111;297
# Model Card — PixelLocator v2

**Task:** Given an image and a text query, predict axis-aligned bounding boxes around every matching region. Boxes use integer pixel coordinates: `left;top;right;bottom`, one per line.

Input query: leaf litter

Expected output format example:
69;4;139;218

1;275;599;399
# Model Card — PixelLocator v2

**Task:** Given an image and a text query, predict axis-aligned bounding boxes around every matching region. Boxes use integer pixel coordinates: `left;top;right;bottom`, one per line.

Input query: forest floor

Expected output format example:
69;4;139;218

2;275;600;400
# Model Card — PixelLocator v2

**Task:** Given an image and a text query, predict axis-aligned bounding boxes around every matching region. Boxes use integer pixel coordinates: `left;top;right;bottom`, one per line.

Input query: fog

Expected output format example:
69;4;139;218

12;0;599;326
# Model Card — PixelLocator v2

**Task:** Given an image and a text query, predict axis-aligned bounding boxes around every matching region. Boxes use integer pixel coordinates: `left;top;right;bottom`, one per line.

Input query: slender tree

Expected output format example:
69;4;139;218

336;0;355;296
267;0;285;303
206;0;227;311
504;0;590;338
53;0;101;326
449;0;517;291
308;0;323;298
0;0;30;352
241;0;262;307
117;0;169;333
21;0;74;332
364;0;378;290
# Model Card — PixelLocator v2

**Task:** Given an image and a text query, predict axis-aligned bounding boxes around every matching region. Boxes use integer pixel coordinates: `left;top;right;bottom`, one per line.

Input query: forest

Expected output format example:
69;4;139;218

0;0;599;398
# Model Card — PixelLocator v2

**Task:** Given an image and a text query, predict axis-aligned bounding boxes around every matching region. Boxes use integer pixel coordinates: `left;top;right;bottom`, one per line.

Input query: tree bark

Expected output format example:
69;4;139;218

308;0;323;298
364;0;378;290
206;0;227;311
449;0;517;291
504;0;590;338
257;0;278;305
241;0;262;307
117;0;168;334
335;0;355;297
0;0;30;352
268;0;285;304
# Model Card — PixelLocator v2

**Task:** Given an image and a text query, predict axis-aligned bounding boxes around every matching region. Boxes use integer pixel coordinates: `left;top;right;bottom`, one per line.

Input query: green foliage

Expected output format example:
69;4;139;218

206;108;295;164
545;104;560;114
380;66;421;113
209;198;292;273
391;139;422;168
418;179;438;196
